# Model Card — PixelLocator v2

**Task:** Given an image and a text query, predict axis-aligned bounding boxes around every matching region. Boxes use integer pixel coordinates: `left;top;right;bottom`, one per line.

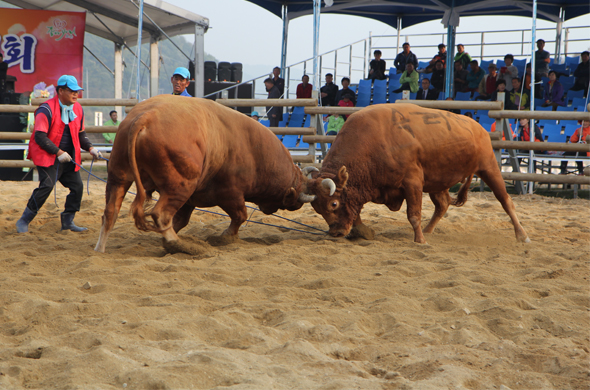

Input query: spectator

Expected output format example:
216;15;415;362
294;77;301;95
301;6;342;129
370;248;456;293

335;77;356;106
272;66;285;96
518;118;543;143
416;78;439;100
560;120;590;175
535;39;550;80
394;43;418;74
392;63;419;93
102;110;120;143
506;78;529;111
337;90;355;119
171;67;192;97
464;112;473;119
296;75;312;99
326;114;345;135
541;70;565;110
490;79;510;108
368;50;387;80
320;73;339;106
251;111;260;121
453;60;468;93
0;52;7;93
424;44;447;73
570;51;589;97
264;78;282;127
430;60;445;93
454;44;472;70
476;63;500;100
499;54;519;91
466;60;485;93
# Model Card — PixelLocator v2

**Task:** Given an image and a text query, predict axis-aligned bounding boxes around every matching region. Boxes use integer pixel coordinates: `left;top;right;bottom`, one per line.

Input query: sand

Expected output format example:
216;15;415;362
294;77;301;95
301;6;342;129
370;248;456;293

0;180;589;390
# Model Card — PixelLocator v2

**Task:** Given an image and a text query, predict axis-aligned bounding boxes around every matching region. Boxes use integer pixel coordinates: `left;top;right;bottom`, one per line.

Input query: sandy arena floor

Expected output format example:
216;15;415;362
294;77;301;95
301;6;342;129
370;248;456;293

0;180;589;390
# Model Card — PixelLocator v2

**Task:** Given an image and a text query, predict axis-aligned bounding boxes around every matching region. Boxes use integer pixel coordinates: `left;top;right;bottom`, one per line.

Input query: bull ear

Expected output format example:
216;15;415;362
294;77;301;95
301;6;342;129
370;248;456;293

283;187;298;207
338;166;349;188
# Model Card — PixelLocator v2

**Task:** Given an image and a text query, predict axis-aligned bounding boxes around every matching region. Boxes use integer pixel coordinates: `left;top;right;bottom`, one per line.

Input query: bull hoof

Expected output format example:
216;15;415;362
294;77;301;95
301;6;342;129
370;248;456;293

347;224;375;240
163;239;210;256
206;234;240;247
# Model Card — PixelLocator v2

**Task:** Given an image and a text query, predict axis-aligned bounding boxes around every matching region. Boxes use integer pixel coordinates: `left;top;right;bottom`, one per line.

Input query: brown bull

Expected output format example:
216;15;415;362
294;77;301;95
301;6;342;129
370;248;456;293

94;95;314;254
304;103;530;244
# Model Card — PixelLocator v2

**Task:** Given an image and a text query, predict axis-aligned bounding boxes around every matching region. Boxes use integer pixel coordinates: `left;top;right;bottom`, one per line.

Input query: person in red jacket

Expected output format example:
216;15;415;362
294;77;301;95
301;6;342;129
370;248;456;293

296;74;312;99
560;120;590;175
16;75;102;233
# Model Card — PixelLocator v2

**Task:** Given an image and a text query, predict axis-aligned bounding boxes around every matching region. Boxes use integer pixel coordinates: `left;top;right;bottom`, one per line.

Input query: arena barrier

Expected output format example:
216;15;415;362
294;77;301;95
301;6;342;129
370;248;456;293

303;101;590;191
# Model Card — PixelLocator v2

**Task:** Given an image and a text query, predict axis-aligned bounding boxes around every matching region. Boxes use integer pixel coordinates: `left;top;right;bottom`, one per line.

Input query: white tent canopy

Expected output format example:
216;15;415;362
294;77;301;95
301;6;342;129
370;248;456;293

2;0;210;97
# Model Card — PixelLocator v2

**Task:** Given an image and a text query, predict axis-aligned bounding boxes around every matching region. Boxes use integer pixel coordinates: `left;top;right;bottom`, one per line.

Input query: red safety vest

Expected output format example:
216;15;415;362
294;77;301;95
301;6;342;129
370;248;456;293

28;95;84;171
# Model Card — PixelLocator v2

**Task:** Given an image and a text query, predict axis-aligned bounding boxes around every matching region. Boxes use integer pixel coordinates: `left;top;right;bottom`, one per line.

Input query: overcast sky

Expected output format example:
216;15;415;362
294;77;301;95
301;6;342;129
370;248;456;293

167;0;589;70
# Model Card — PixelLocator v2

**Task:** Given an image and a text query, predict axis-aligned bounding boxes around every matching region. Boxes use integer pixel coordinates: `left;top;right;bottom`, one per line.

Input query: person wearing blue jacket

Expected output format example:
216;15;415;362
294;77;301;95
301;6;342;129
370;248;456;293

541;70;565;111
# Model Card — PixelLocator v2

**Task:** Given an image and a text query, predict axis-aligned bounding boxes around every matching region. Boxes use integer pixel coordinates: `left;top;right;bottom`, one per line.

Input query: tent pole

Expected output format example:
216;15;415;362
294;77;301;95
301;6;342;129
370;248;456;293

194;24;205;98
313;0;320;105
281;5;289;80
445;24;455;99
114;43;123;118
554;7;564;64
135;0;144;100
396;17;401;56
528;0;538;194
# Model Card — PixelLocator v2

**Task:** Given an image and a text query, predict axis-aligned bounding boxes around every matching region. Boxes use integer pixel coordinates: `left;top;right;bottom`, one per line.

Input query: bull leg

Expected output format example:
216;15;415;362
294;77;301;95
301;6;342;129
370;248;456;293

404;183;426;244
149;193;210;255
348;212;375;240
95;180;132;253
477;168;530;243
423;191;452;234
206;200;248;246
173;203;195;233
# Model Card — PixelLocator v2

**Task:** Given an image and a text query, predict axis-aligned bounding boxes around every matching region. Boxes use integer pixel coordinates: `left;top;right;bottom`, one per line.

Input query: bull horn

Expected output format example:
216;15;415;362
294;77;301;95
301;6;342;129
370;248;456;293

298;193;316;203
321;179;336;196
301;166;319;179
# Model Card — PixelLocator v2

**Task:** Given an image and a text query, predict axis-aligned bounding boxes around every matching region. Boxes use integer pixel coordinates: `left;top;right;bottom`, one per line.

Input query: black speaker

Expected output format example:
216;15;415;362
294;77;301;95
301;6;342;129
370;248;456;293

217;62;231;82
0;113;30;181
188;60;195;79
230;62;242;83
204;61;217;82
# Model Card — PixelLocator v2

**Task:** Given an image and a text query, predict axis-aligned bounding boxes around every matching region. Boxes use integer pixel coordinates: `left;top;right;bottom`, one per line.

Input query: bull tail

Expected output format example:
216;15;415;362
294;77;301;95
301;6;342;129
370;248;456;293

451;174;473;207
128;120;159;232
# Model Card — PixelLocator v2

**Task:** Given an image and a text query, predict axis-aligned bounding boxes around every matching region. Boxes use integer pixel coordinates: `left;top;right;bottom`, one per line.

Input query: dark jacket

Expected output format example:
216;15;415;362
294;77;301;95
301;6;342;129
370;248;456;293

394;51;418;73
454;69;468;91
430;69;445;91
368;59;386;80
321;82;339;106
273;77;285;96
335;87;356;106
416;88;439;101
573;60;589;88
543;80;565;106
266;85;283;121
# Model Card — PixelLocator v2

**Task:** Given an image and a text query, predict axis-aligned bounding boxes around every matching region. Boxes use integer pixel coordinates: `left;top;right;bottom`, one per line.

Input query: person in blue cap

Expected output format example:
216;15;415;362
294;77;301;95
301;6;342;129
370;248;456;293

250;111;260;121
171;67;192;97
16;75;102;233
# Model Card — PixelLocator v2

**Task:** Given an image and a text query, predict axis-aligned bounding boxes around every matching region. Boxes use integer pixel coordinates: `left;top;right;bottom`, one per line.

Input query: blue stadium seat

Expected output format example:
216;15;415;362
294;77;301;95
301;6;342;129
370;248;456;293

542;124;565;143
472;92;480;100
551;63;568;75
560;77;575;91
389;70;402;81
349;85;357;93
560;120;579;127
513;59;526;75
303;114;311;127
480;122;493;132
455;91;471;101
567;90;585;105
480;59;493;69
549;58;554;66
496;59;506;68
538;119;557;128
460;109;475;116
478;116;494;125
418;61;430;70
259;119;270;127
534;98;545;107
356;79;372;107
438;93;445;100
536;105;553;111
477;109;489;117
420;73;432;81
576;106;587;112
565;56;580;70
282;135;299;148
278;118;288;127
409;92;417;100
556;105;574;112
373;79;387;104
389;92;402;103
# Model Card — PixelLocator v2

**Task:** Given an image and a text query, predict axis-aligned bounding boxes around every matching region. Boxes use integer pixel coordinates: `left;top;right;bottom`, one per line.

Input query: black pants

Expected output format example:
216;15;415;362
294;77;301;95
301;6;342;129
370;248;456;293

560;151;584;174
392;82;411;94
26;159;83;213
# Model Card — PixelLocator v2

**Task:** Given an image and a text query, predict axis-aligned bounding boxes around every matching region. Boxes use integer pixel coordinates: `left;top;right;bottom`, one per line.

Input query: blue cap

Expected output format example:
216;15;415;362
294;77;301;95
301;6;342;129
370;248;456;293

251;111;259;117
173;67;190;79
57;75;83;91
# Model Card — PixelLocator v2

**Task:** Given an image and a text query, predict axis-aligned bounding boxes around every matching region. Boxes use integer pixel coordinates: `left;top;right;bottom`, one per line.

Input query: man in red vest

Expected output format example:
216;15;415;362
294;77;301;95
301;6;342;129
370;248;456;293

16;75;102;233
